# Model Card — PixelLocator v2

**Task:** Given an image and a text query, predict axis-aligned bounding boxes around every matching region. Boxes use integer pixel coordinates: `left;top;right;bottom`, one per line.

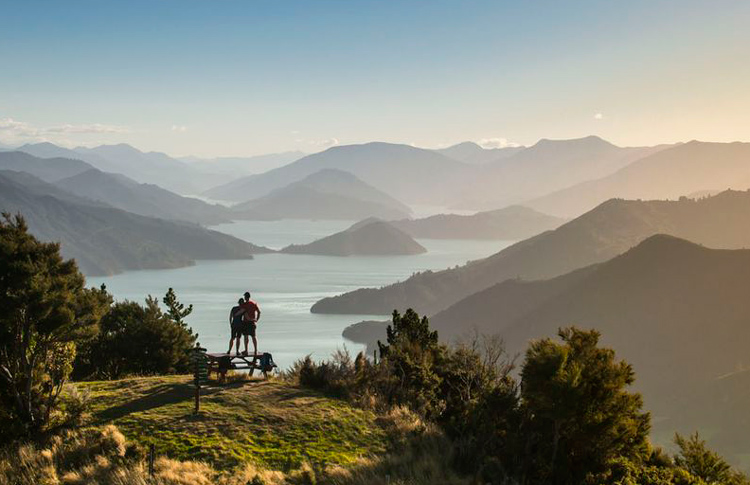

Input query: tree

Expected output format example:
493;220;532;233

519;327;651;485
378;308;438;357
376;309;443;417
674;433;749;485
73;294;197;380
162;287;194;336
0;214;110;438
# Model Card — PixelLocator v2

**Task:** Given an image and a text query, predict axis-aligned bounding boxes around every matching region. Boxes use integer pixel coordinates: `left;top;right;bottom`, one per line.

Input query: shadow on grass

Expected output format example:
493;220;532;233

91;378;279;422
93;382;195;422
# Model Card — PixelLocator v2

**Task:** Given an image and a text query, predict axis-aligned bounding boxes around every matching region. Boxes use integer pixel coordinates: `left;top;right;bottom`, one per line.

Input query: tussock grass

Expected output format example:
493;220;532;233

0;405;467;485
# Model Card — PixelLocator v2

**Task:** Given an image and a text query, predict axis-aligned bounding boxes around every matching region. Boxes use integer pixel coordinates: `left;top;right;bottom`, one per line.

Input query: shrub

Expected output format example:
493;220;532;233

73;290;197;380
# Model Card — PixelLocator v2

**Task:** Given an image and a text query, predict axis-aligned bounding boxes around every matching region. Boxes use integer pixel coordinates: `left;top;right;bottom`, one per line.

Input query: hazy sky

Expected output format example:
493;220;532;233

1;0;749;157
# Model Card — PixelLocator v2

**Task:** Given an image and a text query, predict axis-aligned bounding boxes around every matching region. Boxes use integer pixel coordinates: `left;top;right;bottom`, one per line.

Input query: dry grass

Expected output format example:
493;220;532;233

0;375;471;484
0;410;468;485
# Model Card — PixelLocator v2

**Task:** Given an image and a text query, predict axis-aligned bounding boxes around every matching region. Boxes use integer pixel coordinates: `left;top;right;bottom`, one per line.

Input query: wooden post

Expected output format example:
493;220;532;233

191;342;207;415
373;348;378;365
148;443;155;476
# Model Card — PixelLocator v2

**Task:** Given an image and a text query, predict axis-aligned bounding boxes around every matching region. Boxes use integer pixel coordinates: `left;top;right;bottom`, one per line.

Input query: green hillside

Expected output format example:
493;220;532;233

78;375;388;471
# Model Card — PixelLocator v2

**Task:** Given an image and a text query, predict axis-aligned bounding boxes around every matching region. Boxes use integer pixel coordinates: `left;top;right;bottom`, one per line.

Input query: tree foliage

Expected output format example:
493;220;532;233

520;327;651;484
293;309;748;485
0;214;110;438
162;287;194;335
73;291;197;380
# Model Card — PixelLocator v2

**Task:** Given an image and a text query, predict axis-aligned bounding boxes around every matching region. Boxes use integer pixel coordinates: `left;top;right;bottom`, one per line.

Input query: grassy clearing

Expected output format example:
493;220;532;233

78;375;388;471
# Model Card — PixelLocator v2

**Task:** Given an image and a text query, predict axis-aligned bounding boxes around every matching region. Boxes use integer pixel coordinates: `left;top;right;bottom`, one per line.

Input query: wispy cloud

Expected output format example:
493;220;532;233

171;125;188;132
293;136;339;149
46;123;129;134
0;116;129;145
593;112;604;120
477;137;521;149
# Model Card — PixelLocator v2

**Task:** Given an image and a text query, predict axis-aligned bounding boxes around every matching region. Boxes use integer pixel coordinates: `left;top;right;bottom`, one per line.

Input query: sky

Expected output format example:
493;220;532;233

1;0;749;157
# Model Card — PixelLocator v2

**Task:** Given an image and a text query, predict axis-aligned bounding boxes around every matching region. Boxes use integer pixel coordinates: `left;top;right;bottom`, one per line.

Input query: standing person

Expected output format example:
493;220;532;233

227;298;245;355
240;291;261;357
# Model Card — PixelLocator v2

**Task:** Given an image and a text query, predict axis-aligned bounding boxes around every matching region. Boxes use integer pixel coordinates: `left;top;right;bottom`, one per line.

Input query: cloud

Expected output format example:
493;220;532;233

46;123;129;134
311;138;339;148
477;137;521;149
593;112;604;120
0;118;38;140
171;125;188;132
294;137;339;149
0;116;129;145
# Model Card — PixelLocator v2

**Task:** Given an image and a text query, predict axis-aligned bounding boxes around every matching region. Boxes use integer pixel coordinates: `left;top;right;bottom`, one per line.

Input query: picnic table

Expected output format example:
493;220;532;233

206;352;277;380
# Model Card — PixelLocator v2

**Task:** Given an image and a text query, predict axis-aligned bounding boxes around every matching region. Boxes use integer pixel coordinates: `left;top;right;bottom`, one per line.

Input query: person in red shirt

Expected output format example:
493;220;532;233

240;291;261;357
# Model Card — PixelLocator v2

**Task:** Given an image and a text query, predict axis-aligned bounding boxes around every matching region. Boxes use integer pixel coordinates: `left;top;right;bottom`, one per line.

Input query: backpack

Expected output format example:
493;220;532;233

258;352;277;372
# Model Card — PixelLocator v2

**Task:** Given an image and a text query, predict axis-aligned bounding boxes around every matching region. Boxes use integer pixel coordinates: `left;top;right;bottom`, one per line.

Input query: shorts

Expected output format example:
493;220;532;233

231;321;243;339
245;321;257;338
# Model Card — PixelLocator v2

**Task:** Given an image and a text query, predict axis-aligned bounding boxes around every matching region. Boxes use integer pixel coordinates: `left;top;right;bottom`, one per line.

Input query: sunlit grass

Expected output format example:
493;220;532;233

78;375;388;471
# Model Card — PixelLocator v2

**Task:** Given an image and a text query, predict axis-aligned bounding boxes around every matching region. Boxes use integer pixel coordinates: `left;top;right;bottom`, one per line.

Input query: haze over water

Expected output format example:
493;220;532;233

88;219;511;369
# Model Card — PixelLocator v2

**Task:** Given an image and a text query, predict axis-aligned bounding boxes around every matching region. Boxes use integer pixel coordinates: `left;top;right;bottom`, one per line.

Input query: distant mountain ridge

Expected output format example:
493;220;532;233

232;169;411;221
203;142;474;205
281;220;426;256
456;136;670;209
526;141;750;217
391;205;565;240
434;142;523;165
0;150;95;182
56;168;234;225
0;171;270;276
18;142;224;194
182;151;306;176
312;189;750;316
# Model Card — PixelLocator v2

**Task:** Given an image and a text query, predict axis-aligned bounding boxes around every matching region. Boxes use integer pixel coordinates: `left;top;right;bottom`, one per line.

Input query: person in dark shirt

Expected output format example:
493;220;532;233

240;291;261;357
227;298;245;355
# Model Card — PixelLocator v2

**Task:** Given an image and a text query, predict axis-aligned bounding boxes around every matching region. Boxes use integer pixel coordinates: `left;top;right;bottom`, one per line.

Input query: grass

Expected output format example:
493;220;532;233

77;375;388;472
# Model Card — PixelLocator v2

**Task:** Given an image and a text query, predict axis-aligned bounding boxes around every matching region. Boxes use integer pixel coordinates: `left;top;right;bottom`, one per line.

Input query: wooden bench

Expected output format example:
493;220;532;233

205;352;276;380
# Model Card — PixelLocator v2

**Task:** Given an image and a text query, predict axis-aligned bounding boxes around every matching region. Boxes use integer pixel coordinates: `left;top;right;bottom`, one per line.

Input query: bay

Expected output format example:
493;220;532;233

88;220;513;370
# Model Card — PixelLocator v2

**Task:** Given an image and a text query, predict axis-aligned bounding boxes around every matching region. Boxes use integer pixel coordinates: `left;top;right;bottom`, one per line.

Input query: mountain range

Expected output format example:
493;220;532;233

313;189;750;316
0;170;270;276
430;236;750;454
182;151;306;177
0;150;94;182
17;142;223;194
433;142;524;165
455;136;670;210
203;142;475;205
232;169;412;221
55;168;233;225
527;140;750;217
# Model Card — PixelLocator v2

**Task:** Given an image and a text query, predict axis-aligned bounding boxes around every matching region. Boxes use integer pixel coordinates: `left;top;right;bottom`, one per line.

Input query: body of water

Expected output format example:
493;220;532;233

88;220;513;369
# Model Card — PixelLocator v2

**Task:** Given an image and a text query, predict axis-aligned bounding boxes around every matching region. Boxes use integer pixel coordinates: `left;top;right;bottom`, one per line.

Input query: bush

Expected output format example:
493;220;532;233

73;291;197;380
292;311;750;485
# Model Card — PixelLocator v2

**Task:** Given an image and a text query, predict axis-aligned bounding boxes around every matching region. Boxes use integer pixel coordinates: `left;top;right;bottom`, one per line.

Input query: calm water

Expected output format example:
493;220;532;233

88;220;512;369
